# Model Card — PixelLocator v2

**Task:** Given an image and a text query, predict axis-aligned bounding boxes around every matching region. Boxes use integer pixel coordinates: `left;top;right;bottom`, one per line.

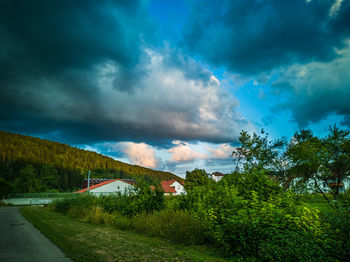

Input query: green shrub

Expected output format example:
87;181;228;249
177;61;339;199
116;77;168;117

84;206;114;225
258;229;328;262
187;172;330;260
131;210;204;245
221;169;283;201
49;194;97;213
99;181;165;216
112;211;132;230
0;178;14;198
319;204;350;261
298;193;330;204
99;193;130;214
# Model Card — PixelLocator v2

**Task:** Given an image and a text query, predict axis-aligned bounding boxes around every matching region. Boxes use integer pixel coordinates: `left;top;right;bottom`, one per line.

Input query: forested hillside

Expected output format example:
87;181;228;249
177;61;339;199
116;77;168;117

0;130;181;195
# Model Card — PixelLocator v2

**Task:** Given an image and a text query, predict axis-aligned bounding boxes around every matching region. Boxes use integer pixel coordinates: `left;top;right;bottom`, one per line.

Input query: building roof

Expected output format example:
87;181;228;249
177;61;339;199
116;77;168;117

212;172;225;177
75;179;134;193
161;179;183;193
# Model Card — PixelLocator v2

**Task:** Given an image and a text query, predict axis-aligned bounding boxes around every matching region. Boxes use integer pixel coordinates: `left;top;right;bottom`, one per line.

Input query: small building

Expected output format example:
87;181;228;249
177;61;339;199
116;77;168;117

81;178;135;189
81;178;114;189
76;179;135;195
212;172;225;182
158;180;186;195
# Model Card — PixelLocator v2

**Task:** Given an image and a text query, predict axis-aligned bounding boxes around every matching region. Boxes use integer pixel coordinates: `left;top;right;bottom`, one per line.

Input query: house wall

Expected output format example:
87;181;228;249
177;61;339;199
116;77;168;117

212;175;223;182
170;181;186;195
90;180;134;195
292;177;350;194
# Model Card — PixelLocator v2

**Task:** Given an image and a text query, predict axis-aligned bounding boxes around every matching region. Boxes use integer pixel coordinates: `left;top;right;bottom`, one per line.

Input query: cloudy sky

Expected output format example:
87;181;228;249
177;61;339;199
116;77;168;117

1;0;350;177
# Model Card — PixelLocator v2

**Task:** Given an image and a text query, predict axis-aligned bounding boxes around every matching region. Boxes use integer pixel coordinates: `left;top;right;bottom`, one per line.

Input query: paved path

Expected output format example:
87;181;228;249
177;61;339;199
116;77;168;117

0;207;71;262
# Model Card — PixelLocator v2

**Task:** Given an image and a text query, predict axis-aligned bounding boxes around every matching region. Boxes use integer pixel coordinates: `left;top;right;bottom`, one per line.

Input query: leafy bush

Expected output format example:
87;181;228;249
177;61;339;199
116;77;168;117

49;194;97;213
112;211;133;230
51;180;165;217
99;193;130;214
319;202;350;261
258;229;328;262
298;193;330;203
0;178;14;198
83;206;114;225
188;172;330;260
131;210;204;245
127;181;165;216
99;181;165;216
221;169;283;201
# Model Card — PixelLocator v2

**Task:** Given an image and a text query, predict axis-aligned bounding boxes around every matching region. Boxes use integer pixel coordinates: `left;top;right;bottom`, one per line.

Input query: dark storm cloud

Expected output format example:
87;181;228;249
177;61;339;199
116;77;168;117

271;41;350;128
0;0;152;91
0;0;149;143
183;0;350;75
0;0;144;71
0;0;253;145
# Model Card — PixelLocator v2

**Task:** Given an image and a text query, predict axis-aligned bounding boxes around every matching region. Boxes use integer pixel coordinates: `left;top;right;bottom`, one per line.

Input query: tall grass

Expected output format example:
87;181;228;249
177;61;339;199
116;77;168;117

48;179;350;261
129;210;204;245
49;194;204;245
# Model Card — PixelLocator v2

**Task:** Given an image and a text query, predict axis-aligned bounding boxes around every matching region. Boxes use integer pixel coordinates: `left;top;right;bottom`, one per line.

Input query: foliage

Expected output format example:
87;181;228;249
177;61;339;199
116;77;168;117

287;125;350;206
221;169;283;201
99;181;165;216
22;207;227;262
0;130;181;193
233;129;286;173
184;168;213;191
50;180;165;217
233;125;350;208
48;170;350;261
0;177;14;198
126;210;204;245
39;165;59;190
317;190;350;261
13;164;40;193
49;194;98;213
186;171;330;261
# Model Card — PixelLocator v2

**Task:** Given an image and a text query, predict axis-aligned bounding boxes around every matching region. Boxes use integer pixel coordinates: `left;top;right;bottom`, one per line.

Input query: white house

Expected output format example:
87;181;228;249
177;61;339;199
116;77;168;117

290;176;350;194
320;177;350;193
160;180;186;195
212;172;225;182
75;179;135;195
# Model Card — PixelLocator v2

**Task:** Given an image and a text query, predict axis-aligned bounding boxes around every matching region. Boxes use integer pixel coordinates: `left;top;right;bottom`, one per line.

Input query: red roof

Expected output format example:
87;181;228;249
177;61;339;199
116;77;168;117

161;180;182;193
75;179;134;193
212;172;225;176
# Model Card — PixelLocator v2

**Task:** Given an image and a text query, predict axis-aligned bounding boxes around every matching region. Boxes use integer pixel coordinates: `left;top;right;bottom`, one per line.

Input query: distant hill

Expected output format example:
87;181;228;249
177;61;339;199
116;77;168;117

0;130;182;194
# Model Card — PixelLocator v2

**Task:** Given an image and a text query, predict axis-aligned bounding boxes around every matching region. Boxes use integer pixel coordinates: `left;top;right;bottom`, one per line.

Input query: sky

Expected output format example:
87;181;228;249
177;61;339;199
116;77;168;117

1;0;350;177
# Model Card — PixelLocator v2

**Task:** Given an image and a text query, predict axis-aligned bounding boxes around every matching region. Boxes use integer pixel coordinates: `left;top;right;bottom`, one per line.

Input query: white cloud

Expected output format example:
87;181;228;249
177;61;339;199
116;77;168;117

116;142;159;168
81;145;101;154
207;143;235;159
87;140;239;176
210;75;220;86
11;46;254;143
168;140;208;162
95;47;254;142
329;0;344;18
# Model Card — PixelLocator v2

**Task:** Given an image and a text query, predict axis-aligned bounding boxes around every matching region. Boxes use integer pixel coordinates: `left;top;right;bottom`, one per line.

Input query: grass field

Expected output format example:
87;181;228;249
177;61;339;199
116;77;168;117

20;207;237;262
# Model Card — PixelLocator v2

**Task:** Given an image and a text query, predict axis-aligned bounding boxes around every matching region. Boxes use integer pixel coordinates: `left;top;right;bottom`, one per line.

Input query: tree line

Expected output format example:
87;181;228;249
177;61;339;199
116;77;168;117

185;125;350;208
0;130;181;196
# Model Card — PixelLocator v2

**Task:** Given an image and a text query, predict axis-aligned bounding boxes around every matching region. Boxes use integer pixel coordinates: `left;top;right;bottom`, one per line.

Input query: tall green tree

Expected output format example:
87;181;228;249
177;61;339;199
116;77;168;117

14;164;39;193
233;130;289;185
39;164;59;190
0;178;14;198
286;125;350;206
185;169;213;191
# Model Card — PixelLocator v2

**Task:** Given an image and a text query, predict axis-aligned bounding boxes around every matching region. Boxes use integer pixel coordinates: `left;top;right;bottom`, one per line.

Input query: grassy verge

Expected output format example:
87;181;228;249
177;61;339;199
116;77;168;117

20;206;235;262
305;202;332;213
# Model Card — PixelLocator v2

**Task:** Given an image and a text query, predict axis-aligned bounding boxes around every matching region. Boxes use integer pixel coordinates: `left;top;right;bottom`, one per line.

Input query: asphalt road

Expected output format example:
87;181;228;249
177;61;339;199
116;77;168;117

0;207;71;262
